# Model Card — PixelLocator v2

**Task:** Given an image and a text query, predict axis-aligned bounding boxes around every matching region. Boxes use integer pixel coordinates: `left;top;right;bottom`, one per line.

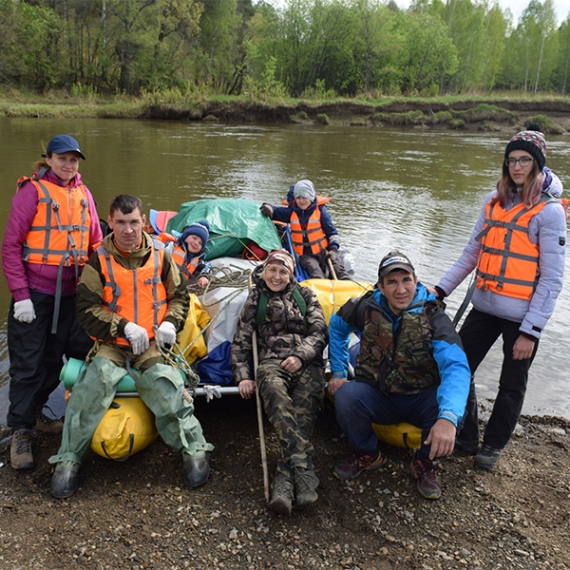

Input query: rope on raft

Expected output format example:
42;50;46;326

187;264;255;296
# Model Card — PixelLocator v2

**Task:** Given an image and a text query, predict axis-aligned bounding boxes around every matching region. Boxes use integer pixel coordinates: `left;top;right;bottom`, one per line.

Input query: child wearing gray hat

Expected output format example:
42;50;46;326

260;180;350;280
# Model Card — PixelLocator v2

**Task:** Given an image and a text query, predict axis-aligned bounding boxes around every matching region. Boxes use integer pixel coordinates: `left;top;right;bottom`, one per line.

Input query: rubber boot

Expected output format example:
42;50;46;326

51;464;80;499
183;453;210;488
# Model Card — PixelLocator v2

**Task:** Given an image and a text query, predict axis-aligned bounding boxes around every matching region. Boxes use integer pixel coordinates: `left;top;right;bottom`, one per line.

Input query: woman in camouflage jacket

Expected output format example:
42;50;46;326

231;249;327;516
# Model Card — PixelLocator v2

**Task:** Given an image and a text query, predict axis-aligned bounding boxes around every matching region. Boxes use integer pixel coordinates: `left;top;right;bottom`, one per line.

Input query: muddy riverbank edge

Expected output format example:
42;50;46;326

0;397;569;570
3;97;570;133
144;99;570;133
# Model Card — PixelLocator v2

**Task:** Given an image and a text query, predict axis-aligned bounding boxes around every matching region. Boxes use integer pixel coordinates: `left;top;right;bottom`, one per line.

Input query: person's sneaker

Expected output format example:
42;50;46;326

410;458;441;500
333;451;385;480
10;429;34;470
51;464;80;499
268;473;295;516
34;409;64;434
474;445;502;470
293;467;319;507
454;437;480;456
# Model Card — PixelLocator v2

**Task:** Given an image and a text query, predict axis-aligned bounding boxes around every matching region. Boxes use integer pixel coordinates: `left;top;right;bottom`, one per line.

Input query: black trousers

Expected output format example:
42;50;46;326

7;290;91;429
458;308;539;449
299;250;350;280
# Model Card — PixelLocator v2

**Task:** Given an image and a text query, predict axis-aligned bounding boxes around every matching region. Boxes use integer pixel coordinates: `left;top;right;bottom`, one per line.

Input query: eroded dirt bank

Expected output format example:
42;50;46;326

142;99;570;133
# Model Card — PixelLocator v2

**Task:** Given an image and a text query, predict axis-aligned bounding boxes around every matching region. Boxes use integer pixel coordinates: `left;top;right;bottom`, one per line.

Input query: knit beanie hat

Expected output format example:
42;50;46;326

504;129;546;171
180;221;210;249
293;180;316;202
264;249;295;275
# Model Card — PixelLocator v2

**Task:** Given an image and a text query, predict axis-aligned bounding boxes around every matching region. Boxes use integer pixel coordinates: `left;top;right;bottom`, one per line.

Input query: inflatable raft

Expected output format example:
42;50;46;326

61;199;421;459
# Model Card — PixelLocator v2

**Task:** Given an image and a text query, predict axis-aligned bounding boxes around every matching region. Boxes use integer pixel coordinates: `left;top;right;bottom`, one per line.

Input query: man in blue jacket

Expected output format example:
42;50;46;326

328;251;470;499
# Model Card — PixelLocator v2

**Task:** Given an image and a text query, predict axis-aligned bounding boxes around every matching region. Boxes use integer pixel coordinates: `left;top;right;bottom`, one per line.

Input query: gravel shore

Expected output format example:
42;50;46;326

1;396;569;570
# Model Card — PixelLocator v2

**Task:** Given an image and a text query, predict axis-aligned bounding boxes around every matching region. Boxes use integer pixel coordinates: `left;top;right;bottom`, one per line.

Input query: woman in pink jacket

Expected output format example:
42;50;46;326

2;134;102;471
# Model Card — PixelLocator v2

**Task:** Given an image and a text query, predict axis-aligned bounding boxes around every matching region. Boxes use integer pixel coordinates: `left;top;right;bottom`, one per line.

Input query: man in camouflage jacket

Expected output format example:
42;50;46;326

49;195;212;499
231;249;327;515
328;251;470;500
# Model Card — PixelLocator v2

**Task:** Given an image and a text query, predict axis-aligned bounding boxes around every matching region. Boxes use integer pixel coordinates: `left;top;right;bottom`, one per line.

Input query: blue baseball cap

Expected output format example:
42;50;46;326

42;134;86;160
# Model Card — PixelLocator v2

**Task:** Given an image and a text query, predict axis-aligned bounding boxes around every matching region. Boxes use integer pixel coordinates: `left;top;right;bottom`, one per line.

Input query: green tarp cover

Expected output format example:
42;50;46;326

167;199;282;260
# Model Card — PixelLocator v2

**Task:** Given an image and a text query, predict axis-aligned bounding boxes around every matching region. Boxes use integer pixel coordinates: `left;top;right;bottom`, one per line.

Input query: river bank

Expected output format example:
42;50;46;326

2;94;570;133
1;397;569;570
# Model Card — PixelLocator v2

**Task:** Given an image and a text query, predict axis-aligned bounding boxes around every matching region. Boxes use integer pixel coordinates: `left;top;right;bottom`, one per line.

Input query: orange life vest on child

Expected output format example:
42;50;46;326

155;232;201;278
97;245;168;345
20;177;91;268
475;193;562;301
289;196;330;256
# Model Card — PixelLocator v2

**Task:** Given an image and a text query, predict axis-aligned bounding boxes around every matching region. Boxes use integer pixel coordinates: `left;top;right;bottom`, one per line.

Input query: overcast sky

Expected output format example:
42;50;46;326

395;0;569;25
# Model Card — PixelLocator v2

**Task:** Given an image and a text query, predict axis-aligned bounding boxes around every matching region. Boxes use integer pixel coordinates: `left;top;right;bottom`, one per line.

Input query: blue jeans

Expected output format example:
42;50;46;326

335;380;440;460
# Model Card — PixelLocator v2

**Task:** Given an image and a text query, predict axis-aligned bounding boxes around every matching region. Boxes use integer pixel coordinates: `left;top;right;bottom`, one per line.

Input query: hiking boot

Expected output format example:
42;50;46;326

455;437;480;456
474;445;502;470
34;409;64;434
293;467;319;507
183;454;210;488
51;464;80;499
333;451;385;480
268;473;295;516
410;458;441;500
10;429;34;470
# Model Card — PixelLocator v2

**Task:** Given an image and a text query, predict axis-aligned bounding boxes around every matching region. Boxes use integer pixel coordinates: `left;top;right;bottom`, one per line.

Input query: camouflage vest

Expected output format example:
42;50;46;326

355;298;441;395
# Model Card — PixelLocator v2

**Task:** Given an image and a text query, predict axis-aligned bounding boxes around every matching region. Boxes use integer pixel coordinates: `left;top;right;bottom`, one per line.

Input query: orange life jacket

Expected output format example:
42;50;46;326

475;193;563;300
290;197;330;256
97;244;168;346
20;176;91;268
155;232;201;279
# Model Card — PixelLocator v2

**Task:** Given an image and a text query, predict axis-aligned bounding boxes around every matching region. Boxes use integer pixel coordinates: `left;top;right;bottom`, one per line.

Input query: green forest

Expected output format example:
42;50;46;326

1;0;569;99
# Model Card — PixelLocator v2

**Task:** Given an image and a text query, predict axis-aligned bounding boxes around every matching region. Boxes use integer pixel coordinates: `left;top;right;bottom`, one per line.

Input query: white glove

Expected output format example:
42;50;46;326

203;385;222;403
13;299;36;323
124;322;150;355
156;321;177;347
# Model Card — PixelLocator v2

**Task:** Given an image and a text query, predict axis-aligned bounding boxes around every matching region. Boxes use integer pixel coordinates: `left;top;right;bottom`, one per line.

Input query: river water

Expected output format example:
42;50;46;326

0;117;569;420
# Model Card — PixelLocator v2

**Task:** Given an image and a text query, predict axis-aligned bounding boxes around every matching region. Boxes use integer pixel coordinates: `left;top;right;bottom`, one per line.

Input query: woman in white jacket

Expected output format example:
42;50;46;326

435;125;567;470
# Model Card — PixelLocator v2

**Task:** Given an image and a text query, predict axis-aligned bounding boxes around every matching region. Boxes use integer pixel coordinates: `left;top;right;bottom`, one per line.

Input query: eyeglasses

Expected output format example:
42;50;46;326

505;156;534;168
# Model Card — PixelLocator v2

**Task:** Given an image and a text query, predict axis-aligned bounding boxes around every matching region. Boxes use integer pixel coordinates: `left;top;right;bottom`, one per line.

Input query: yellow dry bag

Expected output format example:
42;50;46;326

91;397;158;461
372;422;422;449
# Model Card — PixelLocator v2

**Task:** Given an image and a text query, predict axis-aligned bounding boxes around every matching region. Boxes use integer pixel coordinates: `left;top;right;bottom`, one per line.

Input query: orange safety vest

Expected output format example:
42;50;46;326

154;233;201;279
97;245;168;345
173;248;201;278
290;197;330;256
20;176;91;268
475;193;562;301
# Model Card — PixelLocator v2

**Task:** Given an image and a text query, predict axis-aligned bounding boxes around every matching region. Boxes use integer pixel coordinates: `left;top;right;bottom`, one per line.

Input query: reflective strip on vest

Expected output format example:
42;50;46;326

475;194;556;301
290;204;329;256
97;245;168;345
22;178;90;267
170;244;200;278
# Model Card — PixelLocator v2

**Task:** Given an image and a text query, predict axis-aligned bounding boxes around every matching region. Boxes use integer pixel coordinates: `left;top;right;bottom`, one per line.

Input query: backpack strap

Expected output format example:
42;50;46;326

257;292;269;329
292;287;307;317
256;287;307;328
